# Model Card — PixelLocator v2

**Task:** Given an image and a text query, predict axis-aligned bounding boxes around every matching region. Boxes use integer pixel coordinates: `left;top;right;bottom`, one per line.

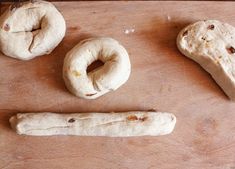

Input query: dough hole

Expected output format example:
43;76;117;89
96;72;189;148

182;30;188;36
86;60;104;73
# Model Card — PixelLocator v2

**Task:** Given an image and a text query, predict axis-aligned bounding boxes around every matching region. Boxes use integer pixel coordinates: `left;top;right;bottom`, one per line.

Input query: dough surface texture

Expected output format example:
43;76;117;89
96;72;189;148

63;37;131;99
10;111;176;137
177;20;235;100
0;0;66;60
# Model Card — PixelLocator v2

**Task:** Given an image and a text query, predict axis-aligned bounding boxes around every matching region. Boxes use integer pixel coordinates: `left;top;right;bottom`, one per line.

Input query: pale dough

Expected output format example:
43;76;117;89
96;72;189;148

177;20;235;100
9;111;176;137
63;37;131;99
0;0;66;60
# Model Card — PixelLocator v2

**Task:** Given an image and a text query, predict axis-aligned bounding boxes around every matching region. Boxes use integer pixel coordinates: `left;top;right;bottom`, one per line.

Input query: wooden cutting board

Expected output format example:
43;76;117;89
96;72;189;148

0;1;235;169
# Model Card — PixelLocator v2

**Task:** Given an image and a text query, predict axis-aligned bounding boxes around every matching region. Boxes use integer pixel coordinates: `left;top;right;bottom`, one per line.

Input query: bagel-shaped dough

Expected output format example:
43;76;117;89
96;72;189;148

0;0;66;60
63;37;131;99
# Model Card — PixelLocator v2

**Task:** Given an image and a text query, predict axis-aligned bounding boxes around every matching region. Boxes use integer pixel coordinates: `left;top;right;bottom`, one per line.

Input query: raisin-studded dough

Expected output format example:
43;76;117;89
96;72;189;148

177;20;235;100
10;111;176;137
0;0;66;60
63;37;131;99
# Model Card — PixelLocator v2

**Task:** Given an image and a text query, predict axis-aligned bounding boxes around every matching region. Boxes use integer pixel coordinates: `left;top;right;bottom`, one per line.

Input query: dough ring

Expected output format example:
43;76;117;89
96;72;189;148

63;37;131;99
0;0;66;60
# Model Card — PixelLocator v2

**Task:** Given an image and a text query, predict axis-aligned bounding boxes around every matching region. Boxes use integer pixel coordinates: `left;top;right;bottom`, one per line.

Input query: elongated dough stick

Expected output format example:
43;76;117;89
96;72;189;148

9;111;176;137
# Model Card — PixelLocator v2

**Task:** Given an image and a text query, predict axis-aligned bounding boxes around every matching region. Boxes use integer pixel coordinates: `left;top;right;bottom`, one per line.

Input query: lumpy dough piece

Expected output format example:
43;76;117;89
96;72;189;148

63;37;131;99
0;0;66;60
177;20;235;100
9;111;176;137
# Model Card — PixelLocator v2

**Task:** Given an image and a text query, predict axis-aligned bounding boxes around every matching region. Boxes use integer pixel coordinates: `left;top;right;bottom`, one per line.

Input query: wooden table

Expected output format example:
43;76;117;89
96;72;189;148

1;1;235;169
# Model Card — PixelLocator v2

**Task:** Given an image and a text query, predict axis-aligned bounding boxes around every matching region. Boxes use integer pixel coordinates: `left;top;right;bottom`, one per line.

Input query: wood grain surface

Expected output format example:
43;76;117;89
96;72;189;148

0;1;235;169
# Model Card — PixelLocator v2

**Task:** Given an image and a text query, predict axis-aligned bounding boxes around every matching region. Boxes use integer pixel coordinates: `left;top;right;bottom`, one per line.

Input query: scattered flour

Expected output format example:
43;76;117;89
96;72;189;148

124;28;135;34
167;15;171;21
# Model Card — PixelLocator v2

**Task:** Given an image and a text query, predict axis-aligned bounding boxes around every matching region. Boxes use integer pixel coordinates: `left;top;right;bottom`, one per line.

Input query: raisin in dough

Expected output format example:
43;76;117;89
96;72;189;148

63;37;131;99
177;20;235;100
10;111;176;137
0;0;66;60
